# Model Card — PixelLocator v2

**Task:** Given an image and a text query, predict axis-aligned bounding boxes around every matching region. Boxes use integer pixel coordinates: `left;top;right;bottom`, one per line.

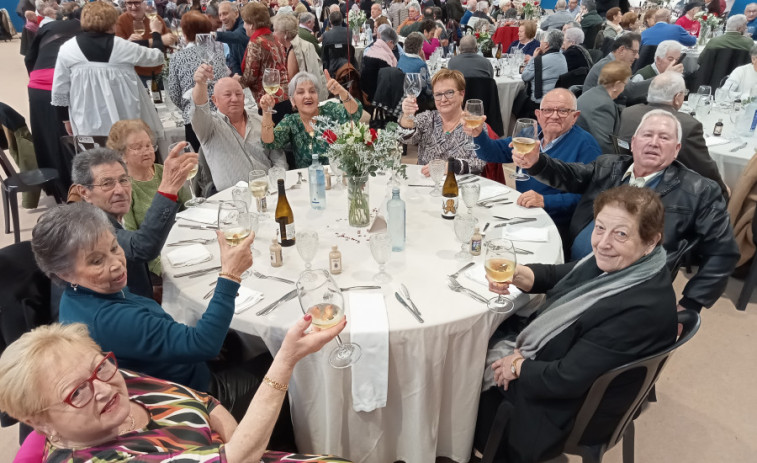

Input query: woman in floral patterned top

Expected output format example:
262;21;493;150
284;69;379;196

0;322;350;463
261;71;362;168
240;2;289;105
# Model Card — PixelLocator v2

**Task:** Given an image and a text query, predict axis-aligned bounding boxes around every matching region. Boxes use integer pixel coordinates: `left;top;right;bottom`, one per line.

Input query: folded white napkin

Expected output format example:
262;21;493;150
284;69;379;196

177;206;230;225
166;243;212;267
704;136;731;147
479;183;507;201
348;291;389;413
503;226;548;242
235;287;265;314
465;265;523;299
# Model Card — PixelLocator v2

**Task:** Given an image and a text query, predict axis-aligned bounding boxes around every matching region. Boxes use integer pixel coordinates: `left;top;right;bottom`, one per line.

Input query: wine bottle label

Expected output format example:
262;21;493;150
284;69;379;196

285;222;295;239
270;249;282;266
442;195;458;219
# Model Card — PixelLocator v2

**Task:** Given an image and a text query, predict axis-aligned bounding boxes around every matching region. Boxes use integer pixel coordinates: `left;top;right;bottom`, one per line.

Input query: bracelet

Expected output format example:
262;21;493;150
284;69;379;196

263;376;289;392
340;94;352;103
218;272;242;283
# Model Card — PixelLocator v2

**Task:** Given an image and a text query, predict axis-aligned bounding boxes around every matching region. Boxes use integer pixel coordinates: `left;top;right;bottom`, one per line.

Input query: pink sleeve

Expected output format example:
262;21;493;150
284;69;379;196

13;431;45;463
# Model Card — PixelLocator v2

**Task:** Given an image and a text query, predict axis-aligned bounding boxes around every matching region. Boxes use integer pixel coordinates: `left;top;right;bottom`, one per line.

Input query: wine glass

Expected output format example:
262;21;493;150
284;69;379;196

428;159;447;197
327;154;344;190
262;68;281;114
195;33;214;64
453;214;476;260
248;170;270;219
249;211;260;257
484;238;517;314
169;142;205;207
133;20;145;36
403;73;422;122
296;230;319;271
510;118;538;181
463;99;485;151
218;201;251;247
297;269;361;369
369;232;392;283
460;183;480;215
268;166;286;194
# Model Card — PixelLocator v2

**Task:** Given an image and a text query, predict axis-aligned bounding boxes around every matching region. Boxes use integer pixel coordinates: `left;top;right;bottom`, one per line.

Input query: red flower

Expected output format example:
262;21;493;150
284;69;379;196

323;130;338;144
534;0;540;5
702;14;708;20
366;128;378;145
475;32;480;38
713;12;718;16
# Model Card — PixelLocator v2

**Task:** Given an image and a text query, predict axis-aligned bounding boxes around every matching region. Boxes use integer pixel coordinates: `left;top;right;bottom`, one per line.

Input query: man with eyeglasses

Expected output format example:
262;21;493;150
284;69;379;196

464;88;601;239
512;109;739;314
70;145;197;300
583;33;654;105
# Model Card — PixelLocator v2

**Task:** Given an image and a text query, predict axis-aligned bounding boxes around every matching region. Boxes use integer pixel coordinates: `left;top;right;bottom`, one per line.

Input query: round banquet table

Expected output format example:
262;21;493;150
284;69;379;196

161;166;563;463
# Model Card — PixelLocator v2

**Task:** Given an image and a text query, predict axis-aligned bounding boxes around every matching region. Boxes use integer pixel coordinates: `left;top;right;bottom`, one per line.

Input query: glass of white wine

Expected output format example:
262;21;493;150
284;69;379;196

462;99;485;151
169;142;205;207
262;68;281;114
218;201;252;247
484;238;517;314
511;118;538;181
248;169;270;219
297;269;361;368
133;19;145;36
428;159;447;197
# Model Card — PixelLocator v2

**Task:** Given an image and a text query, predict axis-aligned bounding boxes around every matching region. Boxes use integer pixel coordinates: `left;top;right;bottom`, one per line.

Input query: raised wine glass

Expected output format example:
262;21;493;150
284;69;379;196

296;230;319;272
484;238;517;313
510;118;538;181
133;19;145;36
428;159;447;197
169;142;205;207
297;269;361;368
460;183;481;215
403;73;423;122
453;214;476;260
463;99;485;151
262;68;281;114
369;232;392;283
248;170;270;219
218;201;251;247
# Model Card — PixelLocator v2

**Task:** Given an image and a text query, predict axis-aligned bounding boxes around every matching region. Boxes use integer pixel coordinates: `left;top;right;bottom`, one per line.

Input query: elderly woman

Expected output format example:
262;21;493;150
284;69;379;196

576;61;631;154
397;32;430;78
0;321;349;462
620;11;640;33
561;27;592;71
260;71;361;168
167;11;229;152
474;185;677;463
400;69;488;176
520;29;568;114
642;8;657;29
51;1;164;137
361;26;399;102
506;20;539;55
272;12;328;100
240;1;289;105
396;1;422;34
723;44;757;98
603;7;623;39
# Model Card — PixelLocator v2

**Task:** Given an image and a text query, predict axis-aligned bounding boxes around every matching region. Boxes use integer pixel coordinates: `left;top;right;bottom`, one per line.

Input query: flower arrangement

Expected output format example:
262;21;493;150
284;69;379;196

694;10;721;29
474;28;494;57
521;0;540;20
347;9;367;31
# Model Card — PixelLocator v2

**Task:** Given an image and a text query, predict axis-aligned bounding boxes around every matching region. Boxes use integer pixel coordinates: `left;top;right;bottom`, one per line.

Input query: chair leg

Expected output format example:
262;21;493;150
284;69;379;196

9;191;20;243
622;421;635;463
736;259;757;311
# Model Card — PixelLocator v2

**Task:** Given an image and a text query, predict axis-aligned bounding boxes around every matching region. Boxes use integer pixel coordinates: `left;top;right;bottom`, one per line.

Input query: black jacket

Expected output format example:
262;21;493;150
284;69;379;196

529;153;739;311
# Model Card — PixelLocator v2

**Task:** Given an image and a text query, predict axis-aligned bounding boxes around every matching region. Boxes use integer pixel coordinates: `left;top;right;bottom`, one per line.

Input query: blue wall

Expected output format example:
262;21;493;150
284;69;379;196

0;0;25;32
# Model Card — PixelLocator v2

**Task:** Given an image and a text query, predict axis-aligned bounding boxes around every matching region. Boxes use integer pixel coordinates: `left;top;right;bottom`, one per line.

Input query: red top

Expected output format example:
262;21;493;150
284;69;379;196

675;15;701;37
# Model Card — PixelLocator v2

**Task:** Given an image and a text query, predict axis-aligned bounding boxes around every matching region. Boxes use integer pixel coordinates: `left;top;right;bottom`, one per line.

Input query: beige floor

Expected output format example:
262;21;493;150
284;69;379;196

1;37;756;463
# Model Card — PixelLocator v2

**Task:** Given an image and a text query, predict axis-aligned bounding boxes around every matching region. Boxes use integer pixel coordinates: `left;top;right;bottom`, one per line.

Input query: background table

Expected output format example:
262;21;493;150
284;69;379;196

161;166;563;463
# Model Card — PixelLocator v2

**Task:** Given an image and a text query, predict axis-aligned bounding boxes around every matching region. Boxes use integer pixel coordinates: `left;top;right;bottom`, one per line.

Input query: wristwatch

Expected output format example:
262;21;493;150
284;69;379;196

510;357;523;377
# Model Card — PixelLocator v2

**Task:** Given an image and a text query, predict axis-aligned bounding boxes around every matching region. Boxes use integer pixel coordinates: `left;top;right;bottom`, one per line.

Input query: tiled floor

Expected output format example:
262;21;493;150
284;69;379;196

2;37;756;463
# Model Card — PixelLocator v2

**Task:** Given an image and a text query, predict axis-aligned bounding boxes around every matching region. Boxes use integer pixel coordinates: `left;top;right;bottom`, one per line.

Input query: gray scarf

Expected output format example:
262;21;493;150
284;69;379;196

482;246;667;390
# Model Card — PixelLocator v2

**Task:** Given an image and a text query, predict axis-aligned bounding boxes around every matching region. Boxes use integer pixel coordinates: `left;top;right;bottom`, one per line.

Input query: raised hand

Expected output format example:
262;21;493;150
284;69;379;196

158;141;198;195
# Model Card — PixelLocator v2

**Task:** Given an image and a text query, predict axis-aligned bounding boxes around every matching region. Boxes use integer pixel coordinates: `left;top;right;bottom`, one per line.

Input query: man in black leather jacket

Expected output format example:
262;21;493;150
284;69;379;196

512;109;739;312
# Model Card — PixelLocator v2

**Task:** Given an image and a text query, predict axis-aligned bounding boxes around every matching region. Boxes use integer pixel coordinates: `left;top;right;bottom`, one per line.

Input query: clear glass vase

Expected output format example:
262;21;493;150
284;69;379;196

347;175;370;227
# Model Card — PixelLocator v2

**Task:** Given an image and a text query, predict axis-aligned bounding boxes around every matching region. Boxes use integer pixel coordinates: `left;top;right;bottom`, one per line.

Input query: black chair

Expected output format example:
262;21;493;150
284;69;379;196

481;309;701;463
60;134;109;154
588;48;604;66
694;47;751;90
736;216;757;311
633;44;657;74
556;67;589;89
569;84;584;98
464;77;504;136
322;42;359;77
599;36;615;57
371;67;405;130
582;23;602;51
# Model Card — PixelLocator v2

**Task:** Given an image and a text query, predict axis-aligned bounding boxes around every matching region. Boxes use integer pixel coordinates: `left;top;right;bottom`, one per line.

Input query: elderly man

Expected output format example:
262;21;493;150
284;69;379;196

631;40;683;82
567;0;580;17
579;0;603;29
700;14;754;53
397;1;423;35
522;30;568;107
584;33;655;105
191;66;287;192
115;0;176;86
465;88;601;234
513;109;739;312
618;72;728;198
448;35;494;78
460;0;477;26
70;145;197;299
213;1;247;76
298;12;320;54
561;27;592;71
540;0;575;30
745;3;757;39
640;9;696;47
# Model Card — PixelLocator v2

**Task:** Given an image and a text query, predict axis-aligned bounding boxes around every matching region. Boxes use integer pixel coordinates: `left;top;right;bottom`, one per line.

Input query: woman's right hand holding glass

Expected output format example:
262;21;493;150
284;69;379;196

217;230;255;278
401;95;419;117
259;94;276;114
277;313;347;369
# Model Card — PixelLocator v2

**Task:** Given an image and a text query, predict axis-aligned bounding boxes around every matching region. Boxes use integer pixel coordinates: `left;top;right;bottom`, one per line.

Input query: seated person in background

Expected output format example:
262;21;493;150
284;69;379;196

70;146;195;300
631;39;683;82
699;14;754;54
192;67;287;190
361;26;399;102
397;1;423;35
675;2;702;37
603;7;623;39
560;26;592;72
467;1;494;30
640;8;696;47
447;35;494;78
261;71;361;168
745;3;757;39
461;0;477;26
464;88;601;237
520;30;568;115
513;109;740;312
474;185;677;463
540;0;575;30
584;33;653;105
420;18;443;57
400;69;491;176
215;1;248;76
567;0;581;18
298;12;321;55
507;20;539;56
115;0;176;86
398;32;431;85
618;71;729;198
723;44;757;98
576;61;632;154
620;11;640;33
0;320;346;461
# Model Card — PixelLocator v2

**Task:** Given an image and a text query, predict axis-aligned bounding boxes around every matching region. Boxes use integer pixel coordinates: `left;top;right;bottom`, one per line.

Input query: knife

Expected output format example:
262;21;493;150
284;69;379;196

730;142;748;152
256;289;298;316
341;285;382;291
494;218;537;228
174;266;222;278
408;184;434;187
395;292;424;323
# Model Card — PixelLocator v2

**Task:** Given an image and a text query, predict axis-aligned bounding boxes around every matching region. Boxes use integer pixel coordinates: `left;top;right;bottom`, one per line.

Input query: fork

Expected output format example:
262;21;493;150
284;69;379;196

448;277;488;303
481;200;513;209
252;270;294;285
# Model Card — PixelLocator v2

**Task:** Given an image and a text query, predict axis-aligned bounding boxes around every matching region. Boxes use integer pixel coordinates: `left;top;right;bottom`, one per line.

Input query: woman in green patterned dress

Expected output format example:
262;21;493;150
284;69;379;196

260;70;362;168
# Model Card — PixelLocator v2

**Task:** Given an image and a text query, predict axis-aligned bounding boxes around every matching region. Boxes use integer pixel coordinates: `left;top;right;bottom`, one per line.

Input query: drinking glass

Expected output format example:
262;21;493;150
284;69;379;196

262;69;281;114
268;166;286;194
428;159;447;197
403;73;423;122
696;86;712;117
195;33;214;64
296;230;319;271
369;232;392;283
248;170;270;218
484;238;517;313
327;154;344;190
510;118;538;181
453;214;476;260
249;211;260;257
297;269;361;368
133;20;145;35
169;142;205;207
460;182;480;215
218;201;251;247
463;99;485;151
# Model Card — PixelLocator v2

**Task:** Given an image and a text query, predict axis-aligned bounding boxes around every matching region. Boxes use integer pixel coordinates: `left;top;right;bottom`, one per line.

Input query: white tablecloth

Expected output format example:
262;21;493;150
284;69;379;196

161;166;563;463
493;73;525;134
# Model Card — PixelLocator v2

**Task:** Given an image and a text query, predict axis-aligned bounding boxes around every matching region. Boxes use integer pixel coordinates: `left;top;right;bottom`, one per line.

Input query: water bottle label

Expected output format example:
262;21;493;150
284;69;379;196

442;195;458;218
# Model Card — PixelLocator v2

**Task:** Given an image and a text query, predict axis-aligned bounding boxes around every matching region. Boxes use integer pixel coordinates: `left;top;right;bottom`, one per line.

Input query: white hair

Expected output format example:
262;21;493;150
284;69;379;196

726;14;747;31
564;26;584;45
555;0;567;10
654;40;682;60
634;108;683;143
646;72;685;105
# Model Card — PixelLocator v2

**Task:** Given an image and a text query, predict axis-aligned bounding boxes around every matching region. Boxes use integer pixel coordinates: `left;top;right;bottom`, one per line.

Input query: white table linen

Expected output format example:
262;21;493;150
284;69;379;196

348;291;390;412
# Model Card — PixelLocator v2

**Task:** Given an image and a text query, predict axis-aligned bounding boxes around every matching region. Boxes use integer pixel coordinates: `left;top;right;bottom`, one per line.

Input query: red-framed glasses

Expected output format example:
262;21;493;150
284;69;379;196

63;352;119;409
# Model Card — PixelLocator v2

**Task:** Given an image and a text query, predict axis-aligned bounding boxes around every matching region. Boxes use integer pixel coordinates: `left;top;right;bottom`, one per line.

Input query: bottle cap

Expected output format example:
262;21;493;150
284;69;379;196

474;227;480;233
277;179;285;187
392;187;400;194
717;118;723;122
332;245;338;251
312;153;318;159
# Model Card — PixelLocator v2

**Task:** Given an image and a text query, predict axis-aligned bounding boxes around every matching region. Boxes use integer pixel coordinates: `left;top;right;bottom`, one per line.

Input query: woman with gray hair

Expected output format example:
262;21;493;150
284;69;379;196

519;29;567;116
260;71;361;168
272;12;327;99
561;26;592;71
362;25;399;101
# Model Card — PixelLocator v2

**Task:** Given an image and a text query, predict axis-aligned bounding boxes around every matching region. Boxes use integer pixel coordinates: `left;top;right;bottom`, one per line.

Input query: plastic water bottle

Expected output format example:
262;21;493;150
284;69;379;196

308;154;326;210
387;187;405;251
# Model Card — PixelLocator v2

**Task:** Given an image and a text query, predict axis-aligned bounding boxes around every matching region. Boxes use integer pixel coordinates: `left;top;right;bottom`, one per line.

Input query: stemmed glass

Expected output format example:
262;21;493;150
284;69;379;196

484;238;517;313
248;170;270;219
297;269;361;369
268;166;286;194
403;73;422;122
462;99;485;151
453;214;476;260
695;85;713;117
428;159;447;197
296;230;319;271
169;142;205;207
510;118;538;181
218;201;251;246
460;183;480;216
327;154;344;190
369;232;392;283
262;69;281;114
195;34;216;68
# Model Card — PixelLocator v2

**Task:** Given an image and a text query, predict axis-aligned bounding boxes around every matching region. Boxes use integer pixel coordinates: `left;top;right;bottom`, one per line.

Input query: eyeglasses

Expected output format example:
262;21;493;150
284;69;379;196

64;353;118;409
127;143;158;153
86;175;132;192
125;1;144;6
537;108;575;117
433;90;457;101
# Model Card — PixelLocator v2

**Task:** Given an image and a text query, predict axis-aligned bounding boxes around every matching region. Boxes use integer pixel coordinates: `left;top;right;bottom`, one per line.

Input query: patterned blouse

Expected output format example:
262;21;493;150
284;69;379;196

263;101;363;169
241;29;289;104
43;370;352;463
401;110;486;175
167;44;229;125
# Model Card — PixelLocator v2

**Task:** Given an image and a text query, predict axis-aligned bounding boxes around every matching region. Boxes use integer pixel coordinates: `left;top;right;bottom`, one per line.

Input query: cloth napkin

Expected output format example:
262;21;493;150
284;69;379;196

704;136;731;147
479;183;506;201
348;291;389;412
235;287;265;314
165;243;212;267
503;226;548;242
177;206;230;225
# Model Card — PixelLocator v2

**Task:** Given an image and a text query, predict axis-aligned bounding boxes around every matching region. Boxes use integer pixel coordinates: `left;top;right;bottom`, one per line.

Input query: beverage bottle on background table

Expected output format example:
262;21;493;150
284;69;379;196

270;238;283;267
387;187;406;251
275;179;295;246
470;227;482;256
329;245;342;274
308;154;327;210
441;157;458;220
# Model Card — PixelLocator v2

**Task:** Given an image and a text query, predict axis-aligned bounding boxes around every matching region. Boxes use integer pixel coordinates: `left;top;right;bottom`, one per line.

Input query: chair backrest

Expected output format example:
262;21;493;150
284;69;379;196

322;42;358;76
634;44;657;73
695;47;751;89
0;146;17;179
568;84;583;98
556;67;589;89
463;77;504;136
372;66;406;118
588;48;604;65
562;309;701;456
582;23;602;50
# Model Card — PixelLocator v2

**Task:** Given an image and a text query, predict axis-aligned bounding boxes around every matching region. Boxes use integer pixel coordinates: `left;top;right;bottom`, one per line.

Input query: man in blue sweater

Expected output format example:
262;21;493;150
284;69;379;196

464;88;602;236
640;9;697;47
214;1;248;76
